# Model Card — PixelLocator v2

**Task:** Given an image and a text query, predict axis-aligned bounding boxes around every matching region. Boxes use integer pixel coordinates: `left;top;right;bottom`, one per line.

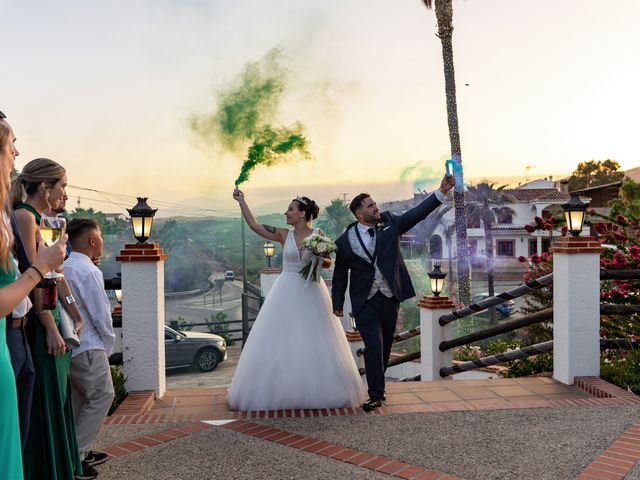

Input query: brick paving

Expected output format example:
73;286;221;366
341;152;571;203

101;376;639;478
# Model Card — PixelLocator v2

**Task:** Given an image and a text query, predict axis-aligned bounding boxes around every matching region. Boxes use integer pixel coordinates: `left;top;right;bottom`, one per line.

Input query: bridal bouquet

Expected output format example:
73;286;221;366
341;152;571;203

299;233;337;283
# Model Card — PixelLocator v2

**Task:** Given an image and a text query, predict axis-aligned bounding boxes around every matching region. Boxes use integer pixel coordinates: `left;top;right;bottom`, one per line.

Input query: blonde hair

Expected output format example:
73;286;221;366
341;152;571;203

0;120;15;271
10;157;66;208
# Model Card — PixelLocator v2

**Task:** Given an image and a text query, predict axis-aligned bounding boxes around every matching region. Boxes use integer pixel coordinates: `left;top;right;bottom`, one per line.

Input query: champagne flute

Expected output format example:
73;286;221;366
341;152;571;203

39;215;66;278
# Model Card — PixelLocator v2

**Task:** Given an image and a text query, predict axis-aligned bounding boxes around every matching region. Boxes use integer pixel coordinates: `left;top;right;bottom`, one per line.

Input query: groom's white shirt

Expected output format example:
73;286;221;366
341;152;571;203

347;190;447;301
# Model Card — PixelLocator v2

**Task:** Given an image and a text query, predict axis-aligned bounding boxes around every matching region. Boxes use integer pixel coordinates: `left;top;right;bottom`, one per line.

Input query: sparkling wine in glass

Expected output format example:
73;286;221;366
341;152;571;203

39;215;66;278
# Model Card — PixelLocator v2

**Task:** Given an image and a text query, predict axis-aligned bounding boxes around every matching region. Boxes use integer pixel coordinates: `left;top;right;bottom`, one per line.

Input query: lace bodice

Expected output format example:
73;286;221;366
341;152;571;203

282;228;317;272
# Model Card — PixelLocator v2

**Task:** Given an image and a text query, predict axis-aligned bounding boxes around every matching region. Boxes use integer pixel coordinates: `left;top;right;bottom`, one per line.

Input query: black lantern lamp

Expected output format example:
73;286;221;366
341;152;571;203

428;262;447;297
127;197;157;244
562;193;589;237
263;241;275;267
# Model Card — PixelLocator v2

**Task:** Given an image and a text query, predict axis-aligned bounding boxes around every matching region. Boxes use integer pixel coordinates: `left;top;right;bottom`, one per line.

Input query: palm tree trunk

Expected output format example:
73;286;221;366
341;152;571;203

434;0;471;305
484;223;496;324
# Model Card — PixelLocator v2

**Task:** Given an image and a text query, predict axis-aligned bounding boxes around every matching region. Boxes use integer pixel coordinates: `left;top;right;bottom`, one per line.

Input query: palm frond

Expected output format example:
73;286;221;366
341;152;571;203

421;0;433;9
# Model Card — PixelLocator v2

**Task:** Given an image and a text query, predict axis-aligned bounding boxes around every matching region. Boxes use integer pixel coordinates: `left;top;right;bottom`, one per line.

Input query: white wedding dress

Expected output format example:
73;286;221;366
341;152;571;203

227;229;366;411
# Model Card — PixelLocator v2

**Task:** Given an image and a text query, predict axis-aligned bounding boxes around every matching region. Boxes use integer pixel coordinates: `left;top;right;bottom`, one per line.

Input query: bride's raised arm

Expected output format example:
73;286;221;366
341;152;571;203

233;188;287;245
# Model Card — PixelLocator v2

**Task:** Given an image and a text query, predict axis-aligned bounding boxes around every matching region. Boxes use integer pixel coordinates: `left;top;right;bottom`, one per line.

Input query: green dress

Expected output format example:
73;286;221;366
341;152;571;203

0;257;24;479
16;204;82;479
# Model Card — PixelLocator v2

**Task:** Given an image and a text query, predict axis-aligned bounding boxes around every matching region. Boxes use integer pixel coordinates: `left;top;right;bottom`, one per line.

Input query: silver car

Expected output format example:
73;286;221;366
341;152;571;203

164;326;227;372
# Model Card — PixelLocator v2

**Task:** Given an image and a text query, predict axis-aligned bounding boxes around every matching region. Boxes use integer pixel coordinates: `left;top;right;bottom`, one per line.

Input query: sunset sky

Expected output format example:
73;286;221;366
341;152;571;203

3;0;639;216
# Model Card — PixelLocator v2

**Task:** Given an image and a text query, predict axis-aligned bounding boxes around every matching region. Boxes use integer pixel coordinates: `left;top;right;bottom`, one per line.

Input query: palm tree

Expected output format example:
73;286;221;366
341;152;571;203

466;182;515;324
421;0;471;304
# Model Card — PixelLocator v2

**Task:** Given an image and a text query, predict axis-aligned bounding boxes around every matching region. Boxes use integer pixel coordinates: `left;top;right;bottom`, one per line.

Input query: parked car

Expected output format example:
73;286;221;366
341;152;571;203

224;270;235;282
164;326;227;372
471;293;516;319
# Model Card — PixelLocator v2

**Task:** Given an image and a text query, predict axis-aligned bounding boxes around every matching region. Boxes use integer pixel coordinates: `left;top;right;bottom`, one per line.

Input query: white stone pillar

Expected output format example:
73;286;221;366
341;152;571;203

536;235;542;255
259;267;280;299
419;296;455;381
551;236;602;385
117;243;167;398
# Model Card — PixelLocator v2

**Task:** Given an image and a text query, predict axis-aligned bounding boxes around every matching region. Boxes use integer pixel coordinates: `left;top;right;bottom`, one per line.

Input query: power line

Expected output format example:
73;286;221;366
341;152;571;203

67;185;240;217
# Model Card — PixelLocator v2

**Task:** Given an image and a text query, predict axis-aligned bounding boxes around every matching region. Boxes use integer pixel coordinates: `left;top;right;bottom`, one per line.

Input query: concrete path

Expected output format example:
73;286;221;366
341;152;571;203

93;376;640;479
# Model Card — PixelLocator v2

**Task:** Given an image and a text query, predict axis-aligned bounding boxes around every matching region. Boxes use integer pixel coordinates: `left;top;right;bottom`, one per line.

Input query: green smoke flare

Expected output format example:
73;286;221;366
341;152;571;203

190;48;287;151
235;123;310;185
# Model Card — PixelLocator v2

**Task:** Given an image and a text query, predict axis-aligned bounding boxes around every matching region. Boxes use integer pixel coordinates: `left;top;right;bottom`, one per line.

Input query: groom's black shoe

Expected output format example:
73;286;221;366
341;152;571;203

362;398;382;412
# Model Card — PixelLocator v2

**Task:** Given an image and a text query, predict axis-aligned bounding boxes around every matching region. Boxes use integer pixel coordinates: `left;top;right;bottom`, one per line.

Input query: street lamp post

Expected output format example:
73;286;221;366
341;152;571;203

428;263;447;297
263;241;275;267
127;197;157;243
562;193;589;237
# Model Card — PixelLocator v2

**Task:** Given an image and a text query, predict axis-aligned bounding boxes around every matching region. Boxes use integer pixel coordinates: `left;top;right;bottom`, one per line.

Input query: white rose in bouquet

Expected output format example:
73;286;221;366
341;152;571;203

299;233;337;282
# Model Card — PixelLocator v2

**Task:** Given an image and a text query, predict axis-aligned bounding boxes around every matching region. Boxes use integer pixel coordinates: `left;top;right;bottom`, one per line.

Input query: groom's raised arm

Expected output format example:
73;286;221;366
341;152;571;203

398;193;443;234
398;175;454;234
331;246;348;315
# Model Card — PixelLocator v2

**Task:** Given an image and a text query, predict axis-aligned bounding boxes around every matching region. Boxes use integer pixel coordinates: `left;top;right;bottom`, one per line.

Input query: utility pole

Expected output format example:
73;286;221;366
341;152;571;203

241;217;247;292
525;165;534;183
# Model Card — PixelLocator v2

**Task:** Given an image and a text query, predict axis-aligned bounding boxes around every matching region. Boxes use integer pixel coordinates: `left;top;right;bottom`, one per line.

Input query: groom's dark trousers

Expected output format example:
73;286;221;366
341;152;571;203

332;192;442;401
356;292;399;400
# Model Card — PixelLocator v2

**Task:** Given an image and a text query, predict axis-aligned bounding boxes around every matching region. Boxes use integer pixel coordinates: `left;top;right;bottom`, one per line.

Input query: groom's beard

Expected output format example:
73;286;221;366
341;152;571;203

362;212;381;224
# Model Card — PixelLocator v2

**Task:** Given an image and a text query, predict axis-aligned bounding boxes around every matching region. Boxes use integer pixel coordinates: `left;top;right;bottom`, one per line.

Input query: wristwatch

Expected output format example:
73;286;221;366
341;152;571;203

65;295;76;305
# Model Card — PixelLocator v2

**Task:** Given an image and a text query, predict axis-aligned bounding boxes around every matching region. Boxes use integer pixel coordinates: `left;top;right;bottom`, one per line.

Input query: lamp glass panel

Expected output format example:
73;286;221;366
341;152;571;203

569;210;584;233
430;277;443;295
115;289;123;303
143;216;154;239
263;243;275;257
131;216;145;239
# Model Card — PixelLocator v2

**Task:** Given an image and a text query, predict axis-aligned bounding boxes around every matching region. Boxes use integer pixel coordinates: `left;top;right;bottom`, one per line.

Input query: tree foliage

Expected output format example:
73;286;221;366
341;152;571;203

567;159;624;191
610;179;640;225
315;198;352;240
65;207;129;235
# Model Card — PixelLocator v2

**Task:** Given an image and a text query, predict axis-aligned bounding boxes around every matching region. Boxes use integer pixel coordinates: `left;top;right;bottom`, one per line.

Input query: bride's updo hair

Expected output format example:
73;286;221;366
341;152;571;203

294;196;319;221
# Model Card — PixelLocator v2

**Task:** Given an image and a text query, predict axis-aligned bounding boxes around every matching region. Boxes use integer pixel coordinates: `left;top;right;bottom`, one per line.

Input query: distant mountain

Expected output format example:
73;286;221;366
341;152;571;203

625;166;640;182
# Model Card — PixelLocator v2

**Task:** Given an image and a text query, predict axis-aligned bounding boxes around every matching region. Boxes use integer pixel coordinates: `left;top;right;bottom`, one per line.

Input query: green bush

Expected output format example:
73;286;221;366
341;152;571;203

601;348;640;395
109;366;128;415
207;311;235;346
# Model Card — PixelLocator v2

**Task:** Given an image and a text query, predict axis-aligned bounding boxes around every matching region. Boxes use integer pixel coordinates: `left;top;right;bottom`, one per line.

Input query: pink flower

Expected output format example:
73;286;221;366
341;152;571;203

531;254;540;265
544;223;554;231
534;216;543;225
518;255;527;263
524;224;535;233
600;327;609;336
617;215;628;225
594;222;607;234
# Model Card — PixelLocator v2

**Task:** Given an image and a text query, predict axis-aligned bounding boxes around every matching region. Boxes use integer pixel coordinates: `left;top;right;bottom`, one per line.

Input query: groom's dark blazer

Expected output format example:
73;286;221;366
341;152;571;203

331;193;442;316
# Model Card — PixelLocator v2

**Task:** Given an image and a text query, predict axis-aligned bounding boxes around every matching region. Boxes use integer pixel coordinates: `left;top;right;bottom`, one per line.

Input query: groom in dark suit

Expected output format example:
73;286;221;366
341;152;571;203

332;174;455;411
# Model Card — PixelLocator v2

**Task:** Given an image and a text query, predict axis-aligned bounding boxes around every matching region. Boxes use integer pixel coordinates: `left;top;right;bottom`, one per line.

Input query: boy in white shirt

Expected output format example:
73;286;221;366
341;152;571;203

64;219;115;478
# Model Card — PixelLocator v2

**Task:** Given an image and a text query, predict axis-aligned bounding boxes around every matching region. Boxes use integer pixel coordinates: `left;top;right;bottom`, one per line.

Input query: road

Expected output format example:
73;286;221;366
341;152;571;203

164;280;243;331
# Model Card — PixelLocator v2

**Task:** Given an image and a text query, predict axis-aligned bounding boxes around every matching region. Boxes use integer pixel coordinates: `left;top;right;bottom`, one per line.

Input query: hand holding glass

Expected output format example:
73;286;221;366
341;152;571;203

39;215;66;279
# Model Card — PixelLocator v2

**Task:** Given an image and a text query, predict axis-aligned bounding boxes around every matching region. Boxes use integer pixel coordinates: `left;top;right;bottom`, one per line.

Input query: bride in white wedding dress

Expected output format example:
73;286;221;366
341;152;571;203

227;189;366;411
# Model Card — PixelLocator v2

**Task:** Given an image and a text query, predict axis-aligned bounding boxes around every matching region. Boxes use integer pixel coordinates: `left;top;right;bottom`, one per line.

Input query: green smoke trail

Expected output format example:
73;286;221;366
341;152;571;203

190;48;287;150
190;47;312;184
235;123;310;185
400;160;441;191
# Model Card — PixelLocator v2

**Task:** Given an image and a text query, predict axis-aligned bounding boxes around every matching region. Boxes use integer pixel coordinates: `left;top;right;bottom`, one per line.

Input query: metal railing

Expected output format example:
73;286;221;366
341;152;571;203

438;273;554;326
389;266;640;378
440;341;553;377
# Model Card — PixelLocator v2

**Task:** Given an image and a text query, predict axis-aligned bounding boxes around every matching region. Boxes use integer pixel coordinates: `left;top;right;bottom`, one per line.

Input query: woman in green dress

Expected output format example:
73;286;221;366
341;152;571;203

11;157;83;479
0;115;68;479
